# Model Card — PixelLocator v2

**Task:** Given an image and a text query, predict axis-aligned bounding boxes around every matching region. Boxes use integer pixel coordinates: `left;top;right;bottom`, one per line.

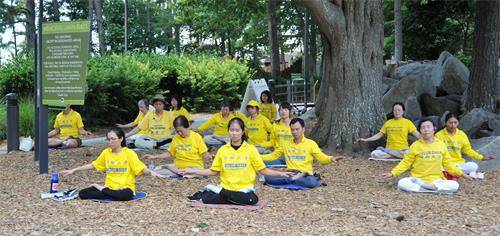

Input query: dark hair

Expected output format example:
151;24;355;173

173;115;189;128
108;127;127;147
418;117;436;132
444;112;459;123
290;117;305;128
279;102;292;112
393;102;405;111
138;98;149;108
227;117;248;142
220;101;232;110
171;94;183;110
260;90;273;103
246;104;260;112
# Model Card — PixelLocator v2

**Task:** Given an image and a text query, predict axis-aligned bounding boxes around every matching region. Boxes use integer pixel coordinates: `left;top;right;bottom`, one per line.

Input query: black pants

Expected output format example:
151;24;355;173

201;189;259;205
79;187;134;201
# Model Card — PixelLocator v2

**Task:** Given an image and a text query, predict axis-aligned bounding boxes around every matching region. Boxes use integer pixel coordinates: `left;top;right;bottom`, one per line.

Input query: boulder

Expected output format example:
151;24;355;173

469;136;500;171
404;96;421;121
459;108;500;137
300;107;316;121
382;63;437;113
382;77;399;95
420;93;461;117
432;51;470;95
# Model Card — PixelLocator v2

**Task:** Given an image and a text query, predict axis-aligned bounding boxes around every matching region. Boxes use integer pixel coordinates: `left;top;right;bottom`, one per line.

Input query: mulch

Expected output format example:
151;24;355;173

0;145;498;235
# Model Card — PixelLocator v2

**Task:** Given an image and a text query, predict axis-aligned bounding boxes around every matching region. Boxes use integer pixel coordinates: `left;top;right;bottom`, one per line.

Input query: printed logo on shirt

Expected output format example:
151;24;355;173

419;150;443;159
106;167;127;173
176;144;193;151
289;155;306;160
224;163;247;169
387;127;403;133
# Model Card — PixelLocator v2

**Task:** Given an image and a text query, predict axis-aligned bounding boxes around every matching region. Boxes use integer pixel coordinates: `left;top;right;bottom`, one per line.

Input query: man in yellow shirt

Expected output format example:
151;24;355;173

262;118;344;188
435;113;494;179
126;94;174;150
195;101;235;146
143;115;212;177
48;105;92;148
358;102;421;160
245;100;272;154
380;118;473;193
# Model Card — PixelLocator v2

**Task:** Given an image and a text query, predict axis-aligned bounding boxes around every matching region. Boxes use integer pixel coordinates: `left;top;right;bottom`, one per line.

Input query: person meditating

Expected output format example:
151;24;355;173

181;118;293;205
61;127;163;201
357;102;420;160
379;118;473;194
262;118;344;188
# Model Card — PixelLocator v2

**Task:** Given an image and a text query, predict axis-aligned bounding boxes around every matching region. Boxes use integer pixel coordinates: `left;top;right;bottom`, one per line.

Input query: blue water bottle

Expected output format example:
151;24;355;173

50;172;59;193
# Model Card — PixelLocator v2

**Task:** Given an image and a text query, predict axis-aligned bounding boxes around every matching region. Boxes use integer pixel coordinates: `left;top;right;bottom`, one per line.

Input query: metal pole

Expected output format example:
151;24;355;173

34;30;39;161
36;0;49;174
6;93;19;152
303;12;309;112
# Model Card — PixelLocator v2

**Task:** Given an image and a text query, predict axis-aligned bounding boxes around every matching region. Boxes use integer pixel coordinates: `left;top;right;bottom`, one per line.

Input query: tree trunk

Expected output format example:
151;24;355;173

146;0;152;52
394;0;403;61
94;0;106;55
172;0;181;53
464;0;500;112
267;0;280;81
309;18;317;99
88;0;94;52
302;0;385;153
227;33;232;57
252;43;259;65
52;0;60;21
220;36;225;56
25;0;35;51
124;0;128;52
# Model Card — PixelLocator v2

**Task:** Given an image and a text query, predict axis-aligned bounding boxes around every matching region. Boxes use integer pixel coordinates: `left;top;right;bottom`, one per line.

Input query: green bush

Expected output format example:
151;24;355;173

0;53;254;127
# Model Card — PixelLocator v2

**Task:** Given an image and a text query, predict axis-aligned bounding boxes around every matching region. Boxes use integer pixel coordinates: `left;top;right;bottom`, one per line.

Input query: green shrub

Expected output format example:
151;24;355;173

0;52;35;97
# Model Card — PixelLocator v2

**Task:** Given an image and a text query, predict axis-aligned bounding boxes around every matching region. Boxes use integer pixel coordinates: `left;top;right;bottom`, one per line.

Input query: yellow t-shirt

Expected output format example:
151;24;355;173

262;137;332;175
247;114;272;145
435;128;483;164
261;120;292;148
92;147;146;194
198;113;235;136
210;142;266;191
391;139;463;183
168;131;208;169
170;107;191;123
260;103;277;122
54;109;84;139
133;111;150;135
138;111;174;140
380;118;417;150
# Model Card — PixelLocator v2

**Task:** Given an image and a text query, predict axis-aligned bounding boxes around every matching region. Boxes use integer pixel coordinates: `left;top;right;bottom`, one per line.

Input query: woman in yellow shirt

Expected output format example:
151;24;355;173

170;94;191;123
358;102;421;159
246;100;273;154
259;90;277;122
260;102;293;166
143;115;212;177
180;117;293;205
61;127;163;201
116;99;151;142
380;118;473;193
435;113;494;179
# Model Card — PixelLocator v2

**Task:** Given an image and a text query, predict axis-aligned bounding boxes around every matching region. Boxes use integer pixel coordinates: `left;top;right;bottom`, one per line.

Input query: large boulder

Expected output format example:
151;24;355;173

404;96;422;121
382;77;399;95
469;136;500;171
459;108;500;137
420;93;461;116
432;51;470;95
300;107;316;121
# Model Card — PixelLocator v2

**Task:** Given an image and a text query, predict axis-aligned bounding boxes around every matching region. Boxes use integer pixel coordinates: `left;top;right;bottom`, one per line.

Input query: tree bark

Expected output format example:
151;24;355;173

394;0;403;61
172;0;181;53
267;0;280;81
464;0;500;112
52;0;60;21
302;0;385;153
94;0;106;55
146;0;152;52
309;18;317;99
25;0;35;51
124;0;128;52
88;0;94;53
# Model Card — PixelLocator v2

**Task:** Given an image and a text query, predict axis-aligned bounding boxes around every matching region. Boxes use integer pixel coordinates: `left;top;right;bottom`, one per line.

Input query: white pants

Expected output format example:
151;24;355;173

134;134;171;150
457;162;478;174
398;177;459;193
371;147;408;158
203;135;230;146
256;146;272;154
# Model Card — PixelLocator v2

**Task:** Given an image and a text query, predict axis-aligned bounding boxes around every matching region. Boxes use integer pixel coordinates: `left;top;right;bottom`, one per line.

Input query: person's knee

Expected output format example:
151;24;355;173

63;139;79;148
397;177;420;192
434;180;459;192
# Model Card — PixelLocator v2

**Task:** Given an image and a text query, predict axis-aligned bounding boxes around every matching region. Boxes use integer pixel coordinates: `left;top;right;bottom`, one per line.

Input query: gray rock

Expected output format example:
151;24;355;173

404;96;421;121
470;136;500;171
458;108;496;136
420;93;461;117
432;51;470;95
393;63;436;82
300;107;316;121
382;77;399;94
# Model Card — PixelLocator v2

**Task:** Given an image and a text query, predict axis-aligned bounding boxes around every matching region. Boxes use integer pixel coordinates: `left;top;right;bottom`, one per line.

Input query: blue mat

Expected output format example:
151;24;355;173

265;164;287;168
87;191;147;203
265;183;311;191
163;175;208;179
397;188;454;195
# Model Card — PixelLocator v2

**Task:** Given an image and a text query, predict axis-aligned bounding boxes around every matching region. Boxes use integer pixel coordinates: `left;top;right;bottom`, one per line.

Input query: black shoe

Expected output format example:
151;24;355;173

313;173;321;180
187;191;204;201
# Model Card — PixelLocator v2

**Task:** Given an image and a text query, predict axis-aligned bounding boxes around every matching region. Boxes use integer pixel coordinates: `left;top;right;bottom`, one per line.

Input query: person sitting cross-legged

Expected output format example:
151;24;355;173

262;118;344;188
48;105;92;149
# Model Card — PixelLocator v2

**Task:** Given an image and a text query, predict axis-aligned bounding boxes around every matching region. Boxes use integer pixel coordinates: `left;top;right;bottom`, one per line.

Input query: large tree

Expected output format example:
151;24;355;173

94;0;106;55
302;0;385;152
464;0;500;112
25;0;35;51
267;0;280;81
393;0;402;61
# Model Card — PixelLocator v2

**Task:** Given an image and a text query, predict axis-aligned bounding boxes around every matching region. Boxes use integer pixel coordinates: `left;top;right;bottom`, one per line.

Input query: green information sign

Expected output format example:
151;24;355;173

42;20;90;106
